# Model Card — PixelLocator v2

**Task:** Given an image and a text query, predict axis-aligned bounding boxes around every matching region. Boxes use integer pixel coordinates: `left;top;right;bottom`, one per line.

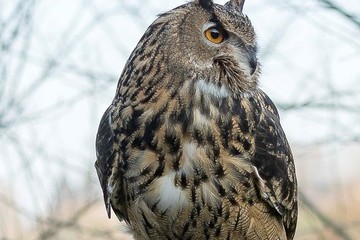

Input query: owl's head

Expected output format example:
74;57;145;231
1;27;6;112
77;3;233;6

159;0;260;92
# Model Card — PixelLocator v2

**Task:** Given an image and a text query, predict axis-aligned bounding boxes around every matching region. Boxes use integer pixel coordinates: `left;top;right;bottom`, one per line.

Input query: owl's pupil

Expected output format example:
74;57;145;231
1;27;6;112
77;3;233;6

211;29;220;39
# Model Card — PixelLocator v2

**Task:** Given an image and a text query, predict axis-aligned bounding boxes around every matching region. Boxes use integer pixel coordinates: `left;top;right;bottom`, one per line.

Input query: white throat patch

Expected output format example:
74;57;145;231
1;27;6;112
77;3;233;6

195;79;229;98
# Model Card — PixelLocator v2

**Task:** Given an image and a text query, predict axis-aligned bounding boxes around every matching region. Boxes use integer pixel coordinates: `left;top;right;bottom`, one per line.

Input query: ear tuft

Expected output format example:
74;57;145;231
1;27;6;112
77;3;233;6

226;0;245;12
197;0;214;10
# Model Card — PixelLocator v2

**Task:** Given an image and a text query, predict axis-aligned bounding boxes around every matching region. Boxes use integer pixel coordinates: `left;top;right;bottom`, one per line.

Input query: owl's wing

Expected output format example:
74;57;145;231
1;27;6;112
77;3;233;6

95;106;127;220
252;90;298;239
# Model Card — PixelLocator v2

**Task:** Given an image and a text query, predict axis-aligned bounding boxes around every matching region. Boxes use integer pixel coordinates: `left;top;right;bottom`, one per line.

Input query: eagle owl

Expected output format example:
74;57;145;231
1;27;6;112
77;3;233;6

95;0;298;239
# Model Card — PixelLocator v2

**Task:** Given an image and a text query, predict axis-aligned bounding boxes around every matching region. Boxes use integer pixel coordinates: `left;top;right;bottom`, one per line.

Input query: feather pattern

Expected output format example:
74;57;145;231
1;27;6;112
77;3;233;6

95;1;297;239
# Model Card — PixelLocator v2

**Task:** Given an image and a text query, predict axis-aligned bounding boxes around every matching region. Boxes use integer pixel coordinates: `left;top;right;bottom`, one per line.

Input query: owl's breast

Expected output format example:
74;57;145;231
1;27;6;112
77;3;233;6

119;77;260;206
114;76;278;238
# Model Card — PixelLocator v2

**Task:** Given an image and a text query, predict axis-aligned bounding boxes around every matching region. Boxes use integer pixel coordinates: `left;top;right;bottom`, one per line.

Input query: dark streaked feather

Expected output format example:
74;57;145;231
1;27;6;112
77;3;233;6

252;90;298;239
197;0;214;10
95;106;122;219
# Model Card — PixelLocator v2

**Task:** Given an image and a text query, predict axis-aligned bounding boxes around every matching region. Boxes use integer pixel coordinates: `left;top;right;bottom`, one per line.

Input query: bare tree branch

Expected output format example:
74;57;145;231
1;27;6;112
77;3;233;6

318;0;360;29
299;191;353;240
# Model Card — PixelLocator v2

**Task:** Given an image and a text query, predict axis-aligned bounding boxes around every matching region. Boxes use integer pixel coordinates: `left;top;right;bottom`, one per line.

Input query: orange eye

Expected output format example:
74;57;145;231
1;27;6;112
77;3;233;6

205;27;224;44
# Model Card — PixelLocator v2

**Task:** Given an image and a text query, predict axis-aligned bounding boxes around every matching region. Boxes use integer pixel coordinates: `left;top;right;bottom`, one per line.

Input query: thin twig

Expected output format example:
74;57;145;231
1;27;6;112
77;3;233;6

299;191;353;240
318;0;360;29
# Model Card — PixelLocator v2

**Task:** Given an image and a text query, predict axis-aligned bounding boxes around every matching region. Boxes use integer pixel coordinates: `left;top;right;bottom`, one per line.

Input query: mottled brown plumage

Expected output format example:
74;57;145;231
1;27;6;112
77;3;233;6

95;0;298;239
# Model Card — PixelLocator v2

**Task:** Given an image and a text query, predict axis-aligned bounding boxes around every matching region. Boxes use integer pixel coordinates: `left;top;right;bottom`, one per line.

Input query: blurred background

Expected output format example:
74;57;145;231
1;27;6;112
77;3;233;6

0;0;359;239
